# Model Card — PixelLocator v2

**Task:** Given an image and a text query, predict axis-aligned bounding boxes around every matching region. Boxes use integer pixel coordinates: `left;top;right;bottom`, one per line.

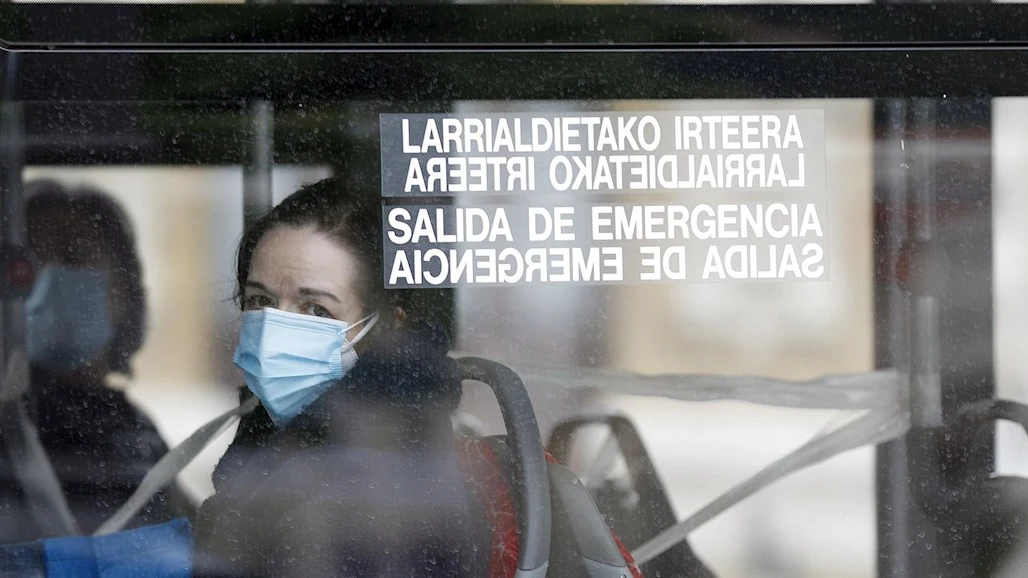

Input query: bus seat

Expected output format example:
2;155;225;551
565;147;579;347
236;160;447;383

548;461;635;577
456;435;643;578
548;412;715;578
908;399;1028;575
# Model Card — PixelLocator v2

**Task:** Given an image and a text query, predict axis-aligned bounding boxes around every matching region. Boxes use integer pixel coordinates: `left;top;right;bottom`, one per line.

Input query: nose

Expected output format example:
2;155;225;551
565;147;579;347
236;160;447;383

273;300;304;315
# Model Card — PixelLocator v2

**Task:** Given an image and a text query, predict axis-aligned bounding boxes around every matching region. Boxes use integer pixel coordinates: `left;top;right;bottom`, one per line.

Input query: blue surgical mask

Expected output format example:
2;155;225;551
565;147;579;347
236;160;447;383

233;307;378;427
25;265;115;373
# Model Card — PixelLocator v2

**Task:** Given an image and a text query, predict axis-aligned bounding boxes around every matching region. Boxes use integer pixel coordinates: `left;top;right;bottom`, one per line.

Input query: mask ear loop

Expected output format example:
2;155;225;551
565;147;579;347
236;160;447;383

344;311;379;351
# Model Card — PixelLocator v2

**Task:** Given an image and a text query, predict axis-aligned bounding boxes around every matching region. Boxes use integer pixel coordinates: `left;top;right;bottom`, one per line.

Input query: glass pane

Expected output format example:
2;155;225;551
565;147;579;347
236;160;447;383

0;10;1020;575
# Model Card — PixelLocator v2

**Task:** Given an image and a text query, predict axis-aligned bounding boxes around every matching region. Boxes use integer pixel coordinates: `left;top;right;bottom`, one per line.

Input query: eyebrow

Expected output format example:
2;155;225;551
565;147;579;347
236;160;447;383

244;281;271;294
246;281;342;304
298;287;342;303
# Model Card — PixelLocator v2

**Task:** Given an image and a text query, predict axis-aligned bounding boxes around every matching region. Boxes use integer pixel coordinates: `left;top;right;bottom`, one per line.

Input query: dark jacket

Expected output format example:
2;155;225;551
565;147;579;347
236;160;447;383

0;369;191;544
192;324;488;578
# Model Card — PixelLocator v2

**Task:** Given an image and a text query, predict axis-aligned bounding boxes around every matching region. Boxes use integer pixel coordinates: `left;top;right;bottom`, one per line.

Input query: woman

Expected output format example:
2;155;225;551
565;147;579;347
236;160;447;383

0;180;190;543
192;178;486;577
193;177;646;578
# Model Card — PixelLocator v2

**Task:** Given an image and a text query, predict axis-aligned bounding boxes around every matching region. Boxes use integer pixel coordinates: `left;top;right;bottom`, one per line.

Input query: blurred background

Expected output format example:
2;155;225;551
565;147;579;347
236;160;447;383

15;94;1027;578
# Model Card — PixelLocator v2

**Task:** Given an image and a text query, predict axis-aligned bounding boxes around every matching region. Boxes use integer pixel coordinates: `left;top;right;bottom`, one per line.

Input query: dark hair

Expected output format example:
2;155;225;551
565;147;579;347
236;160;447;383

25;180;147;376
235;177;391;317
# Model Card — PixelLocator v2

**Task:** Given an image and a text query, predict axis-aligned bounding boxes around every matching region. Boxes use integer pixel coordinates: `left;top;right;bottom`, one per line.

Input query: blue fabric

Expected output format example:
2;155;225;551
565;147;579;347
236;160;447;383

42;536;95;578
44;518;191;578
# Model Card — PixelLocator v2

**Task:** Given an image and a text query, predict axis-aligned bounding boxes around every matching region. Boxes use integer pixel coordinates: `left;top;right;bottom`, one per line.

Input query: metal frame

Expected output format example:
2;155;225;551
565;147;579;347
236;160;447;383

5;4;1028;47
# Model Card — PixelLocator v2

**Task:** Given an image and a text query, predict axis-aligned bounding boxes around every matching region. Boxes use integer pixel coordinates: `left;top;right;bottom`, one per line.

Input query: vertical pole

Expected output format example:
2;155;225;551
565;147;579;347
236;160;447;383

0;51;25;396
901;98;945;575
0;101;23;376
908;100;943;430
874;97;995;577
874;98;913;578
0;52;80;538
243;100;273;230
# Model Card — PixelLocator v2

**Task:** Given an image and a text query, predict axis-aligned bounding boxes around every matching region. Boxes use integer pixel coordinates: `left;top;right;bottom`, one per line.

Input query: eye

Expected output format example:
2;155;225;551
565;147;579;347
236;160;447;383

301;302;334;319
243;294;274;311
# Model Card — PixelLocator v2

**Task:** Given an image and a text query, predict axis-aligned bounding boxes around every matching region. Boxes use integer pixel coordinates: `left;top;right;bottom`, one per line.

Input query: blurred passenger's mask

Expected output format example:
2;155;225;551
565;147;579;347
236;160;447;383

25;265;115;373
234;307;378;427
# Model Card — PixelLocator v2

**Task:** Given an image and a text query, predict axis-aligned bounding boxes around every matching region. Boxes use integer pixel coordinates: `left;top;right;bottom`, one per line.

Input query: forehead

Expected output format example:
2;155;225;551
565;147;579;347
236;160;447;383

248;225;360;297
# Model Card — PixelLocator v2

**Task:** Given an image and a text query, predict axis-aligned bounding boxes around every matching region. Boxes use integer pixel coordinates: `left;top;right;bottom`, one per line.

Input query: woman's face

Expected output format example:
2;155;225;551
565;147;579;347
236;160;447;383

243;225;369;343
27;202;130;377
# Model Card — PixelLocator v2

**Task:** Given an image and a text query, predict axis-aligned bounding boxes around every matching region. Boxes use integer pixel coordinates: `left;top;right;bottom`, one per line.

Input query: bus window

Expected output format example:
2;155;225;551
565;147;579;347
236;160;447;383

0;5;1024;578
